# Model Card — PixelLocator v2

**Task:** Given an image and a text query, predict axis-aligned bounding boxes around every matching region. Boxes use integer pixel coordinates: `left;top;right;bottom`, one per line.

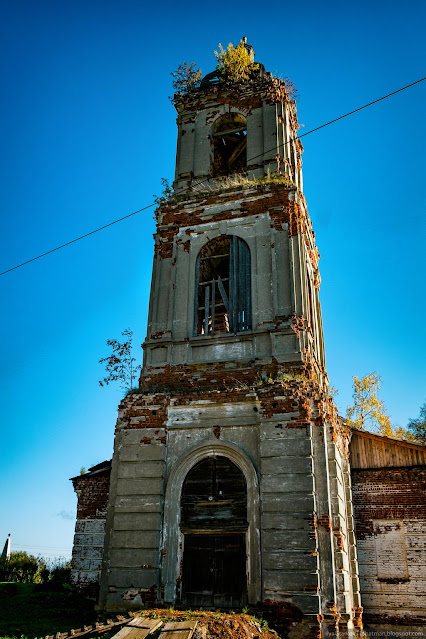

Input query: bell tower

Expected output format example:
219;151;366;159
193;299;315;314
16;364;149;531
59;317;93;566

144;59;323;381
98;42;363;637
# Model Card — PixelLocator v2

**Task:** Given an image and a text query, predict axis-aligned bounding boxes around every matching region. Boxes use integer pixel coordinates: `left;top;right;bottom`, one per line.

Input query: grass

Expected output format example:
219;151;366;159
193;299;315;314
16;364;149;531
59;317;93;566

0;582;97;639
190;172;295;196
162;172;296;207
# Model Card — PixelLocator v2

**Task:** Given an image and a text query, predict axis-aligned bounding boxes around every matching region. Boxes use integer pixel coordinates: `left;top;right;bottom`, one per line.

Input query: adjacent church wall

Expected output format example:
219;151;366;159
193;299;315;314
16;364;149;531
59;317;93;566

70;464;111;598
352;465;426;625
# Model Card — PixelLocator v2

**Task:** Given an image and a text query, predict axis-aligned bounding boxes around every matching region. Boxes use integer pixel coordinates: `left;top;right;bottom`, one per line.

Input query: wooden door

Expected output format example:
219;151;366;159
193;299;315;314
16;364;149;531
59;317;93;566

182;533;246;608
180;456;248;608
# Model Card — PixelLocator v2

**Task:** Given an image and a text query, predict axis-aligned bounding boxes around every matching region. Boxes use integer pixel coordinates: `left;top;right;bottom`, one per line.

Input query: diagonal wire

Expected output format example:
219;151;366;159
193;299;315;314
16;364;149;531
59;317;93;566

1;76;424;277
0;203;157;276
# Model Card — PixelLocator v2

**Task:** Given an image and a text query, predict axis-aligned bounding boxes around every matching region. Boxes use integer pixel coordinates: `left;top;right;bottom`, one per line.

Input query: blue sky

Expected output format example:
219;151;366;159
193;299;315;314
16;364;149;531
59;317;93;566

0;0;425;559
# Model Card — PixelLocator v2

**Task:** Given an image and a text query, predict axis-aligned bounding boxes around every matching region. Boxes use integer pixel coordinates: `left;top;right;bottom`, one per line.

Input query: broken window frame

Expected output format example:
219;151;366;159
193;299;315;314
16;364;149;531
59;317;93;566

212;113;247;177
180;456;248;533
194;235;251;336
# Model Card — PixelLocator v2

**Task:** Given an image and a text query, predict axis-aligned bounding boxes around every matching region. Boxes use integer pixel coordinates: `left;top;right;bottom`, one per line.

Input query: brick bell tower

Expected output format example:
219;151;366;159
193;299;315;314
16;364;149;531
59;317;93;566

98;41;363;637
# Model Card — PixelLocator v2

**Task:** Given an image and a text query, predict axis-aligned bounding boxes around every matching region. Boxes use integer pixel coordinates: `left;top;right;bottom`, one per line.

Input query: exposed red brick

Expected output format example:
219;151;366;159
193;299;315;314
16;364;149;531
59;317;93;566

317;514;332;532
333;529;344;551
71;469;110;520
352;466;426;539
174;74;298;118
153;182;318;262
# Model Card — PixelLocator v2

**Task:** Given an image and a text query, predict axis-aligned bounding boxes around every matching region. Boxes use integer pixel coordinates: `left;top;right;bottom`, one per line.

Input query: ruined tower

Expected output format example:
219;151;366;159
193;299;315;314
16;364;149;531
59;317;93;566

96;43;363;636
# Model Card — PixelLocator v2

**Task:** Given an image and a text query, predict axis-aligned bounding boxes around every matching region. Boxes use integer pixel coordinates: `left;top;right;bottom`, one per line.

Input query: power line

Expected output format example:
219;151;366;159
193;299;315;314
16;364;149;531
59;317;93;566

296;77;425;140
0;202;156;276
250;77;426;163
1;76;424;278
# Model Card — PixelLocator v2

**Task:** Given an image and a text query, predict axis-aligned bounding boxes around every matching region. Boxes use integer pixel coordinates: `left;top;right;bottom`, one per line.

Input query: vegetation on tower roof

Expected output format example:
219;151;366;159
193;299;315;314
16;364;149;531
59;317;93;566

169;61;202;101
214;40;259;84
169;39;297;105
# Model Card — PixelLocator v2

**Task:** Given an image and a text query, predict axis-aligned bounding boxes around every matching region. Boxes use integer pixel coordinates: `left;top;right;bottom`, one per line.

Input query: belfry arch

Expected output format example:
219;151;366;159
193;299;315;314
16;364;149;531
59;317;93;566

212;112;247;177
162;442;261;605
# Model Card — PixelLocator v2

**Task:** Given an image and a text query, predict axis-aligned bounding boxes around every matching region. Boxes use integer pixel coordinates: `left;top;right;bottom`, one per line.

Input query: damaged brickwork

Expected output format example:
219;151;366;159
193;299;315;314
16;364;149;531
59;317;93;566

94;354;361;636
175;71;301;137
70;461;111;599
154;185;312;259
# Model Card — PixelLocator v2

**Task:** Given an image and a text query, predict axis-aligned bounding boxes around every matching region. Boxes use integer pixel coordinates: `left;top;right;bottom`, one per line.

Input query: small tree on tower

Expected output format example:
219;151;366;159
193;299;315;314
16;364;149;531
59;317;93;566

99;328;141;394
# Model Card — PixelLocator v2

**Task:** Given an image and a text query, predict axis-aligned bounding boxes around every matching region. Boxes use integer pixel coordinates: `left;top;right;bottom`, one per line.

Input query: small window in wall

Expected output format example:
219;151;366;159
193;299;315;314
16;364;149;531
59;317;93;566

373;520;409;580
213;113;247;177
195;235;251;336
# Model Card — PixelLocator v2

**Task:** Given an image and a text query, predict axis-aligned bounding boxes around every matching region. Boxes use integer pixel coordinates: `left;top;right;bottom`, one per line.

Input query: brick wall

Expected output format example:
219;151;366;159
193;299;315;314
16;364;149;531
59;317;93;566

352;466;426;625
70;463;111;598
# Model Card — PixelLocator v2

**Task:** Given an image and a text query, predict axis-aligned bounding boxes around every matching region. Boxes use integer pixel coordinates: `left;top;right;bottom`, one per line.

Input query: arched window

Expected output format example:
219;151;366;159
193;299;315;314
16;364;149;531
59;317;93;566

181;456;247;532
195;235;251;336
212;113;247;177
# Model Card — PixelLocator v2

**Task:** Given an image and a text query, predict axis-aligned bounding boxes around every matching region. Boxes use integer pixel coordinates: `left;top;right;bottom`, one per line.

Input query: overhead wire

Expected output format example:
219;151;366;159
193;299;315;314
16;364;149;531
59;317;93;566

1;76;424;278
0;203;157;276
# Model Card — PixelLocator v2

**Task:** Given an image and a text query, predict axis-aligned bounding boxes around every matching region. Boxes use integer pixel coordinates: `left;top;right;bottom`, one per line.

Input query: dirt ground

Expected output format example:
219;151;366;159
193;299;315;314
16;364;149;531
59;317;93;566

134;609;289;639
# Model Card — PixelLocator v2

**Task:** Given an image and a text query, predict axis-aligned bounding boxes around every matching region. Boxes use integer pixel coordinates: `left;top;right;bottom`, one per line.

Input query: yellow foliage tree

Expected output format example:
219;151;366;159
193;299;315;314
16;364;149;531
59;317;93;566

214;40;259;84
346;372;394;436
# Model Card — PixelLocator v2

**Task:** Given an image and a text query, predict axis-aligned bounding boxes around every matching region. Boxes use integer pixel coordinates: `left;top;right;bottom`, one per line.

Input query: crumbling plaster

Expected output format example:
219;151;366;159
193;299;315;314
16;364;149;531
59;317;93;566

145;198;324;379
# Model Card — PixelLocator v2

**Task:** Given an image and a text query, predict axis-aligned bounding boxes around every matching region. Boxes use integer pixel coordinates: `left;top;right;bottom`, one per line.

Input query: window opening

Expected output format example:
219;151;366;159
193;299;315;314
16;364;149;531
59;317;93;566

181;456;248;532
195;235;251;336
213;113;247;177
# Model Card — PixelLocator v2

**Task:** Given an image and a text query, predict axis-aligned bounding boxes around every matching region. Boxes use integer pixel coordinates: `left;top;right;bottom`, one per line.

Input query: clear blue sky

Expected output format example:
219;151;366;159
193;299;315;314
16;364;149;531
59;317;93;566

0;0;425;560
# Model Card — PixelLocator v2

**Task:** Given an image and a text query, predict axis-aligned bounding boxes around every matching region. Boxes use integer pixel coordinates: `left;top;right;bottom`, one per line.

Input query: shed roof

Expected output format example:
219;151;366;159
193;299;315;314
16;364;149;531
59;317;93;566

349;427;426;469
69;459;111;481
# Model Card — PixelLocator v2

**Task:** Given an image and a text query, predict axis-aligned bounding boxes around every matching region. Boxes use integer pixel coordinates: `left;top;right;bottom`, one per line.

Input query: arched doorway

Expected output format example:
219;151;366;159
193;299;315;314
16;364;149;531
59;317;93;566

180;456;248;608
